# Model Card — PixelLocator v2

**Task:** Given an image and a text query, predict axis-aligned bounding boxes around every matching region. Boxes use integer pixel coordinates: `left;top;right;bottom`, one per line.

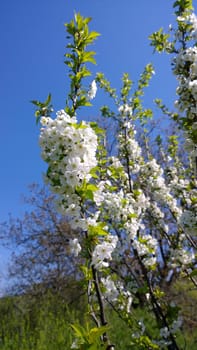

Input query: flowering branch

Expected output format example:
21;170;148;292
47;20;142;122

33;3;197;349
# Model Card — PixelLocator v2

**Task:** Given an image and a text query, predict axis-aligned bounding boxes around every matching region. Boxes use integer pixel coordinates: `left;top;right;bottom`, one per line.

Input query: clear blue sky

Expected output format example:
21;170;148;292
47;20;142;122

0;0;180;290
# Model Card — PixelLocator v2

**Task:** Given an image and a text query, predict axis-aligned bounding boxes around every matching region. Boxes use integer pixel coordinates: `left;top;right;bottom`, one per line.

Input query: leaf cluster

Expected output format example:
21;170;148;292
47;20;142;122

173;0;193;15
70;323;109;350
31;93;53;124
64;13;100;115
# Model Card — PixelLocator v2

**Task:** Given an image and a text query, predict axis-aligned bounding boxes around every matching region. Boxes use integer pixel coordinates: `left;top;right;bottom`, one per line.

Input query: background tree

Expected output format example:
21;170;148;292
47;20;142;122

1;183;83;300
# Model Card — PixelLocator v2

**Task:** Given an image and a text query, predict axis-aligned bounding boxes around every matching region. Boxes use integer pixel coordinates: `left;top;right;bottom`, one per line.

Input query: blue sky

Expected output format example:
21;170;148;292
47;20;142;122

0;0;179;290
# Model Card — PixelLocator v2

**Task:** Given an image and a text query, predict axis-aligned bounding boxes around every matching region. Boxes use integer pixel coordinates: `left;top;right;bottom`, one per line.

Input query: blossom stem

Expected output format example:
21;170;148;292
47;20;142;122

91;265;113;348
134;247;180;350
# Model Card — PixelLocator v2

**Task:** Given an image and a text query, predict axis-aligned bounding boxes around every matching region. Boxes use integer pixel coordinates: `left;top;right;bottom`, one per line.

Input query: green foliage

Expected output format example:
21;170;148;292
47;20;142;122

31;93;53;124
64;13;100;116
149;28;173;53
70;323;109;349
75;180;98;201
88;222;108;238
96;73;117;100
132;63;154;122
168;135;179;158
0;292;80;350
31;13;100;123
0;282;197;349
106;306;159;349
96;64;154;128
149;1;193;53
173;0;193;14
130;335;159;350
154;98;179;120
121;73;133;103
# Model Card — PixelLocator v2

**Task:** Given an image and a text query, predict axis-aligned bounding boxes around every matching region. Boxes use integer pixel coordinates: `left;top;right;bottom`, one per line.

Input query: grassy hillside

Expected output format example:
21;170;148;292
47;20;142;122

0;280;196;350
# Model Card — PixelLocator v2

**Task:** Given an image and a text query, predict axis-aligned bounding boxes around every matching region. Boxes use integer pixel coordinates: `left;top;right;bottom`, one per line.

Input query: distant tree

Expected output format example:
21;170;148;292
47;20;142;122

1;184;82;299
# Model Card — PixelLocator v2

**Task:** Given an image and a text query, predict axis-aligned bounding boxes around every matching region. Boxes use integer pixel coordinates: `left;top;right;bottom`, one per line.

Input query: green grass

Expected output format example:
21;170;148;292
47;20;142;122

0;286;197;350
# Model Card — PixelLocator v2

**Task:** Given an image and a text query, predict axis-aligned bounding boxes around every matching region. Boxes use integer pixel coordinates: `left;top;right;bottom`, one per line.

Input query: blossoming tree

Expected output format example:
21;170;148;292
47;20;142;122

32;1;196;349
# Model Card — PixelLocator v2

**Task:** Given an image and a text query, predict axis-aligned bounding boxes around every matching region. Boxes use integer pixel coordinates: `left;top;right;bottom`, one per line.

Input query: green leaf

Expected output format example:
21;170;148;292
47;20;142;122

45;93;51;105
85;190;94;201
189;269;197;277
88;223;108;237
87;184;98;192
64;13;100;113
173;0;193;11
71;323;85;339
81;51;97;64
31;93;52;124
86;31;100;42
89;325;109;343
149;28;170;53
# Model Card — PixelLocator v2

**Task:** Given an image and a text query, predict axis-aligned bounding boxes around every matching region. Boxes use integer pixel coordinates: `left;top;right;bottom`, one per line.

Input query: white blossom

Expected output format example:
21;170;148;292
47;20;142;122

91;235;118;270
69;238;81;257
87;80;97;100
170;248;195;268
188;12;197;39
118;104;133;116
101;276;119;302
39;109;99;231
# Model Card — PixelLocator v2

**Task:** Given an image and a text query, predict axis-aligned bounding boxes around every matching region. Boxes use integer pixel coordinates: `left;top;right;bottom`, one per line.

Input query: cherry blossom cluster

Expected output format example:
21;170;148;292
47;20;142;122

40;110;97;188
91;234;118;270
93;174;158;268
174;47;197;128
174;13;197;162
39;109;98;230
165;163;197;239
101;275;133;313
118;124;142;174
170;245;195;268
139;157;184;223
